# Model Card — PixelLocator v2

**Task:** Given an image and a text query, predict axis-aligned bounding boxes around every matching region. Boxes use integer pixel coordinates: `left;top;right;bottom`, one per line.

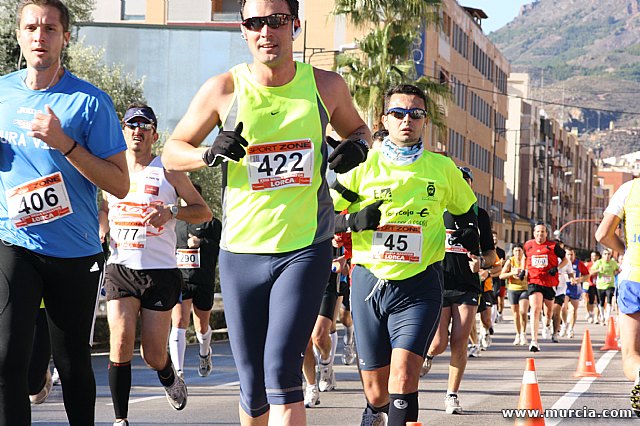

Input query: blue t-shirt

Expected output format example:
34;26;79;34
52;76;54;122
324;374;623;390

0;69;126;257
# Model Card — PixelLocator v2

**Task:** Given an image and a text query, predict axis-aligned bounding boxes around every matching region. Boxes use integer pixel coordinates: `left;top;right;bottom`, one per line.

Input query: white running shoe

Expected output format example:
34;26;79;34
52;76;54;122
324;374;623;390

587;313;594;323
541;324;550;339
420;355;433;377
342;339;356;365
176;369;184;380
568;328;575;338
513;334;521;345
445;394;463;414
480;330;491;350
51;367;61;386
519;333;528;346
551;333;559;343
318;363;336;392
529;341;540;352
113;420;129;426
198;349;212;377
304;384;320;408
30;369;53;405
164;373;188;411
468;344;481;358
559;323;567;337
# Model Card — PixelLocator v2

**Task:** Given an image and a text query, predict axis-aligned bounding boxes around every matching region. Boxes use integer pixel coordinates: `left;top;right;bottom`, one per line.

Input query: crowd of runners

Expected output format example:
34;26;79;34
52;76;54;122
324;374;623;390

2;1;640;426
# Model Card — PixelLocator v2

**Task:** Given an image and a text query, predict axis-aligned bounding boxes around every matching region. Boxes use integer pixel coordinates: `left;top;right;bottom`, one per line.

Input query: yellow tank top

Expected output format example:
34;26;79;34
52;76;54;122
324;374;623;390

220;62;333;253
623;178;640;281
507;255;528;291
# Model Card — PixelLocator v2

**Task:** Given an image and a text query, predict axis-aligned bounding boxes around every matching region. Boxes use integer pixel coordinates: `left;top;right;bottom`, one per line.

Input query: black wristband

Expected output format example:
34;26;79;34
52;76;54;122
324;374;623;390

63;140;78;156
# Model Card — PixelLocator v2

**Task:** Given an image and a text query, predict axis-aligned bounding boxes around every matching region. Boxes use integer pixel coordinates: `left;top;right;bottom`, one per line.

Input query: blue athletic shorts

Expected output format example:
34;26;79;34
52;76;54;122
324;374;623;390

565;283;582;300
617;280;640;314
350;263;443;370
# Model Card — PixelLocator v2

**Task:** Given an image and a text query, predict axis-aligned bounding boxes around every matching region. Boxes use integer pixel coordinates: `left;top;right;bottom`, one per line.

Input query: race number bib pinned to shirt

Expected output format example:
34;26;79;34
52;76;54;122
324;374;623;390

6;172;73;228
246;139;314;191
531;254;548;269
112;219;147;250
371;223;422;263
176;248;200;268
444;229;468;254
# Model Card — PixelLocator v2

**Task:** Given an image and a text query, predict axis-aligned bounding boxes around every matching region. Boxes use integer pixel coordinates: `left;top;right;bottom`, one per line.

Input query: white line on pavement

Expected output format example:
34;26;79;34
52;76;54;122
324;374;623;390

545;350;619;426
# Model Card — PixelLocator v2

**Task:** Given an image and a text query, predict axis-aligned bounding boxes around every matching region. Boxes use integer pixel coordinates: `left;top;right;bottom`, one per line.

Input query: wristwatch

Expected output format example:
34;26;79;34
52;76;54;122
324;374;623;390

168;204;179;218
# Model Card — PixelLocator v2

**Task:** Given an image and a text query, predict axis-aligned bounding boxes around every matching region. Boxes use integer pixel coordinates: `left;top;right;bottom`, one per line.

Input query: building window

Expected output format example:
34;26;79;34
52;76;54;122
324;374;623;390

121;0;145;21
517;230;522;243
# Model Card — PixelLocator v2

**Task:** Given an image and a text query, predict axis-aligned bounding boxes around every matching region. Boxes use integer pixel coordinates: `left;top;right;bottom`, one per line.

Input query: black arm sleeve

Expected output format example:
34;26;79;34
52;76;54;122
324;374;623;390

335;213;349;233
554;244;566;259
477;208;495;252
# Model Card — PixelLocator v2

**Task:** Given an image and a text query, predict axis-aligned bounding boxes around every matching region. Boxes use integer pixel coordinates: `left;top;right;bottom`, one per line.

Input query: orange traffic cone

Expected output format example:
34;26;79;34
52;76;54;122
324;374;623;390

515;358;545;425
574;329;601;377
406;423;422;426
601;316;621;350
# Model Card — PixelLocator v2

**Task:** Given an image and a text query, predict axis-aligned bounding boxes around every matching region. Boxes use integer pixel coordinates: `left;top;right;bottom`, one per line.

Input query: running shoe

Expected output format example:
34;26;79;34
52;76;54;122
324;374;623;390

541;324;550;339
420;354;434;377
304;384;320;408
587;313;594;323
29;369;53;405
360;410;387;426
198;349;212;377
445;394;463;414
342;339;356;365
113;420;129;426
551;333;559;343
529;341;540;352
164;373;188;411
176;369;184;380
513;334;521;345
51;367;61;386
559;323;567;337
468;344;481;358
568;328;575;338
480;330;491;350
631;370;640;417
496;313;503;323
595;315;601;324
519;333;528;346
318;363;336;392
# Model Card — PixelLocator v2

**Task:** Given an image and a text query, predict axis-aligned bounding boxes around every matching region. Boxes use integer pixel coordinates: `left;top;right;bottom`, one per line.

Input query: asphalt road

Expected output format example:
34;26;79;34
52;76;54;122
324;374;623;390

32;304;637;425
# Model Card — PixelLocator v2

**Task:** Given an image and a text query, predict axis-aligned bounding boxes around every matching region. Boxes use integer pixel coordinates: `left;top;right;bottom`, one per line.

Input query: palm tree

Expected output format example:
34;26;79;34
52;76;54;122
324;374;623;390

333;0;449;134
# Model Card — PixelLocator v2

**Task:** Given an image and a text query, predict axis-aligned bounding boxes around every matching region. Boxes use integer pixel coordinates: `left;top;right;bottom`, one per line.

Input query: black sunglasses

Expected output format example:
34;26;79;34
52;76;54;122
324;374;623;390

125;122;154;131
242;13;293;31
385;107;428;120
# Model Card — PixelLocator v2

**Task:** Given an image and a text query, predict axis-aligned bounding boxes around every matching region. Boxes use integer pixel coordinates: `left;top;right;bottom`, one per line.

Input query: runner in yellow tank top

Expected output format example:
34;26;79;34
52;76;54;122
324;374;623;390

162;1;371;424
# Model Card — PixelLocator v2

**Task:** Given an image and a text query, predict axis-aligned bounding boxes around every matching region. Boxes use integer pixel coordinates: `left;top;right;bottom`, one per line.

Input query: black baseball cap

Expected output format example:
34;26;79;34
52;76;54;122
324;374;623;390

123;106;157;127
458;166;473;182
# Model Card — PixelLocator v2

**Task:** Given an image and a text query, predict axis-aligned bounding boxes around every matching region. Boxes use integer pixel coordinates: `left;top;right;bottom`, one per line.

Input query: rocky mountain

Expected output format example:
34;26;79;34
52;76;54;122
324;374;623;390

488;0;640;156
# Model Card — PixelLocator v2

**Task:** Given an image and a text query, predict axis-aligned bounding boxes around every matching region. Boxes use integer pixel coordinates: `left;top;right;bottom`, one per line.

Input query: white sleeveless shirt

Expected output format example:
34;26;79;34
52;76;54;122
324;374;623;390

107;156;178;269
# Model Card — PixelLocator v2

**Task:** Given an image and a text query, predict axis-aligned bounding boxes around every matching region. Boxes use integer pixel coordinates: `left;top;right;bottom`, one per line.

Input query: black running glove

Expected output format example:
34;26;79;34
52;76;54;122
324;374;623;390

450;228;480;252
548;266;558;276
203;122;248;167
347;201;383;232
327;136;368;174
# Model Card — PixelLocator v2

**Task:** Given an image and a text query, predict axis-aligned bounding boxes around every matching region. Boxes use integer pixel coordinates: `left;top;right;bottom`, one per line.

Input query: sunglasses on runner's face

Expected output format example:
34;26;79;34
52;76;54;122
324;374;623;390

385;107;428;120
125;122;154;131
242;13;293;31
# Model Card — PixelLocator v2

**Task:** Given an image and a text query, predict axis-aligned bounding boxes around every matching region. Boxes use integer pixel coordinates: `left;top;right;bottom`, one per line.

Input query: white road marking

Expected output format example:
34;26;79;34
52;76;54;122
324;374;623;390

545;350;619;426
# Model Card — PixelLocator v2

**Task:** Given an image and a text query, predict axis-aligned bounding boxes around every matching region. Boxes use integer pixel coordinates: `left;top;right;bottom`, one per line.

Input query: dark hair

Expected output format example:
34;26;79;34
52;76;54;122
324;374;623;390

383;84;427;112
372;129;388;142
17;0;70;32
239;0;299;18
591;250;601;258
513;243;523;249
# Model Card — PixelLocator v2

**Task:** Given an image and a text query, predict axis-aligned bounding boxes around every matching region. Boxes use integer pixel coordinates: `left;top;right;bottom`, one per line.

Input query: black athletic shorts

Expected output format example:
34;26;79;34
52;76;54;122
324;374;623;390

527;284;555;301
507;289;529;305
181;279;215;311
339;276;350;311
586;285;599;305
476;291;493;313
442;290;480;308
104;264;182;311
554;294;566;306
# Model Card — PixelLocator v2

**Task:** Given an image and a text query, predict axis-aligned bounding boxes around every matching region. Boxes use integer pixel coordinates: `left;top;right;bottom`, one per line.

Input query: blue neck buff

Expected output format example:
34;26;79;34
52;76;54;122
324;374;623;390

380;137;424;166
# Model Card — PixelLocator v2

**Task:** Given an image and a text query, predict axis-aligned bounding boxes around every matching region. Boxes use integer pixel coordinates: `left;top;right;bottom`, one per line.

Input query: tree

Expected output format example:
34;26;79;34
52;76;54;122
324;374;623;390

333;0;450;134
0;0;143;117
